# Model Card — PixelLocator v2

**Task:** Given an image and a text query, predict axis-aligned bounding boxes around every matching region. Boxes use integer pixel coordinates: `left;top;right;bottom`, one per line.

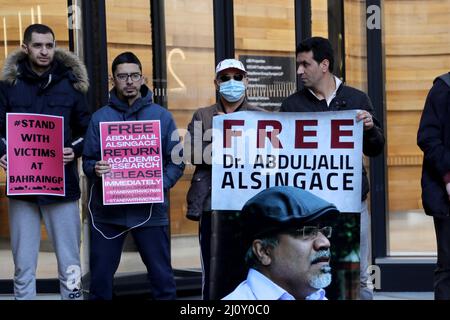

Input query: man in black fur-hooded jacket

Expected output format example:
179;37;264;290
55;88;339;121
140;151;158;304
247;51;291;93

0;24;90;300
417;72;450;300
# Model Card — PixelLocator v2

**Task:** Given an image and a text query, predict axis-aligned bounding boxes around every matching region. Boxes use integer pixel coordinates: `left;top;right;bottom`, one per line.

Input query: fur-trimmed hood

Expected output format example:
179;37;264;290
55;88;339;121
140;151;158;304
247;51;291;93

1;48;89;93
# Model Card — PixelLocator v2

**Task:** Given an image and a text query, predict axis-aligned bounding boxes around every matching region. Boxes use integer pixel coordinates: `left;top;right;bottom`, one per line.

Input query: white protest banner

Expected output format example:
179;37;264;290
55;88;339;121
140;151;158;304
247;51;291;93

211;111;363;212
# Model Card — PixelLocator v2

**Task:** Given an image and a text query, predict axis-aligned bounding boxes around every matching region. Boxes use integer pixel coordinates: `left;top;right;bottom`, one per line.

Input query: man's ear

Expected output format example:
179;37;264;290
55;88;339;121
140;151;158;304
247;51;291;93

108;75;115;87
252;240;272;266
243;75;249;87
21;43;28;54
320;59;330;73
214;78;219;91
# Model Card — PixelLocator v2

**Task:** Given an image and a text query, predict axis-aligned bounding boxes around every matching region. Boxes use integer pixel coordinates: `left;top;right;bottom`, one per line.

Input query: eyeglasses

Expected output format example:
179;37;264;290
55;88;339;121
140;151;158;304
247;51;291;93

115;73;142;82
287;226;332;240
218;74;245;82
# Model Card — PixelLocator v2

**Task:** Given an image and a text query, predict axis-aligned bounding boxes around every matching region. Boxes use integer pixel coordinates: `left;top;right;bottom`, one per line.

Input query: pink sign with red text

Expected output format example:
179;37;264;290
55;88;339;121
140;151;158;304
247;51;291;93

6;113;65;196
100;120;164;205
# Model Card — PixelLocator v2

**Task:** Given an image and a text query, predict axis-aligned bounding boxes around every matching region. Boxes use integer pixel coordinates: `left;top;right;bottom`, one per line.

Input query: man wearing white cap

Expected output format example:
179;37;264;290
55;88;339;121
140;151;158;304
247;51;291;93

185;58;262;299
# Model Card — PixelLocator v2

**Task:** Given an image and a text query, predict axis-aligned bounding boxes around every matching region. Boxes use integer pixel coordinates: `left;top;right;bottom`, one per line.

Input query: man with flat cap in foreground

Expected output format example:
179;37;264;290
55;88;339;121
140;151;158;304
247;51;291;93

222;186;339;300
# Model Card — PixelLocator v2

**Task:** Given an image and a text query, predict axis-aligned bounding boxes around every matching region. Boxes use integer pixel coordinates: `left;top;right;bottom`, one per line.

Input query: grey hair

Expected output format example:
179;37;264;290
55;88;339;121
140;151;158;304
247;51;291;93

244;236;279;269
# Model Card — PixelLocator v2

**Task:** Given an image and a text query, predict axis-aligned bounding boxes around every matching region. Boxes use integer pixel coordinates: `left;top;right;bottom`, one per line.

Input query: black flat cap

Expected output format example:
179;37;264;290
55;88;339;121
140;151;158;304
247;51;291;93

241;186;339;241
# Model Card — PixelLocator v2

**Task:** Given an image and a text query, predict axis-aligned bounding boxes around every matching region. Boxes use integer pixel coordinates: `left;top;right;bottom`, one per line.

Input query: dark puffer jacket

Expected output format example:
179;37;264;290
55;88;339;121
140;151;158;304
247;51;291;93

417;74;450;218
82;86;185;227
0;48;90;204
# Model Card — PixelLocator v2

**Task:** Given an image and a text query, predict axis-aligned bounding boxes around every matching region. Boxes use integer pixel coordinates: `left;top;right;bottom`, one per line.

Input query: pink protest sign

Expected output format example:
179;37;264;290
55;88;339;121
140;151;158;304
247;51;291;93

6;113;65;196
100;120;164;205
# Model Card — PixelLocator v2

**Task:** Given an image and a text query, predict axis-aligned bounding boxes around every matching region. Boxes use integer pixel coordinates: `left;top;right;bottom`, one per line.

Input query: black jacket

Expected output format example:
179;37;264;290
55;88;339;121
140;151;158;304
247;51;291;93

0;49;90;204
417;74;450;218
281;83;385;201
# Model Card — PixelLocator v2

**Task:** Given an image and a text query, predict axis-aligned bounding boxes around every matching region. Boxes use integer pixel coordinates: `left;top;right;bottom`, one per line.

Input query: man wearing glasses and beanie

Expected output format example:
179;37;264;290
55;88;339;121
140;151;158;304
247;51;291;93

223;186;339;300
82;52;184;299
184;58;262;299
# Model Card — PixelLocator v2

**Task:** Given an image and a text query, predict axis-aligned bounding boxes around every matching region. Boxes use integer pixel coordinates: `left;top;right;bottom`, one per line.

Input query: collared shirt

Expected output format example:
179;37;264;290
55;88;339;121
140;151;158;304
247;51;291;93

308;76;343;107
222;268;327;300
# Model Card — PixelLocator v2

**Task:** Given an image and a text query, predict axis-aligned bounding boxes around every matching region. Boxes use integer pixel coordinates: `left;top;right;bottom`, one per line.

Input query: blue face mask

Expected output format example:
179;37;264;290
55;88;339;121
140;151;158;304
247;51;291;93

219;79;246;103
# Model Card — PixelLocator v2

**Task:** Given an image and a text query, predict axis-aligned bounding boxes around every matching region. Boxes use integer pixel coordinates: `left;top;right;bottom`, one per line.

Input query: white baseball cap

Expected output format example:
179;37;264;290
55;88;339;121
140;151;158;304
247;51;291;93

215;58;246;75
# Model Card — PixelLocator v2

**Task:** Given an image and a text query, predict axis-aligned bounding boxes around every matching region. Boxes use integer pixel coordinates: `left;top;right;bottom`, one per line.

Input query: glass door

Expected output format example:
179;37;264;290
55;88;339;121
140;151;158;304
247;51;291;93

384;0;450;256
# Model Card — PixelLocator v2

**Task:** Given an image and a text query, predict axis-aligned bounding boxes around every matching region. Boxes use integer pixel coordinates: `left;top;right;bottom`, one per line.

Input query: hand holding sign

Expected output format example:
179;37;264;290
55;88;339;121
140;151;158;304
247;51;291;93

95;160;111;177
356;110;374;131
63;147;75;165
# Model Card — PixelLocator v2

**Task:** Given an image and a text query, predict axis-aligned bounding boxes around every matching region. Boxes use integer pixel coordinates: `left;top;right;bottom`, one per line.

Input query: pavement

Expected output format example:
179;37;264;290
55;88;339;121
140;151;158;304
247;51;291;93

0;291;435;300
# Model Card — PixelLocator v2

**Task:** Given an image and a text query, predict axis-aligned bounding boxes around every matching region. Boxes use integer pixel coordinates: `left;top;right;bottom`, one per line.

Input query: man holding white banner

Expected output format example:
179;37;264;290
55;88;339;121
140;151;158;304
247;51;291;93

281;37;385;299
